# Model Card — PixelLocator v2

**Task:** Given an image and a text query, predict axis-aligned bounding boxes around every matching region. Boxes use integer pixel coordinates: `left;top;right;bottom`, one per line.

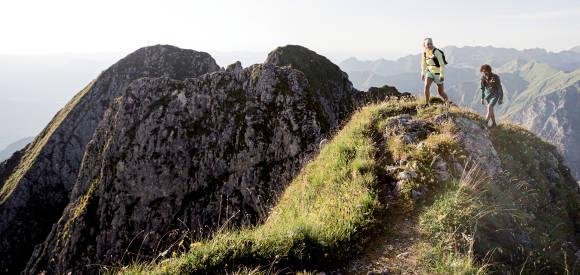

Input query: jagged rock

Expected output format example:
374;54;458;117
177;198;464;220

433;111;452;125
265;45;358;131
25;48;359;273
264;45;403;131
451;116;502;176
433;156;451;182
396;171;417;182
0;45;220;274
361;85;411;104
383;114;432;144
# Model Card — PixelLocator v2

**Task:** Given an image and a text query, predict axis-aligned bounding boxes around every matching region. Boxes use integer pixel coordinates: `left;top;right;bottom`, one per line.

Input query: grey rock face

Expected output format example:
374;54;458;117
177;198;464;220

433;156;451;182
362;85;411;104
0;45;220;274
453;117;503;176
25;62;338;274
383;114;432;145
433;111;502;176
265;45;359;131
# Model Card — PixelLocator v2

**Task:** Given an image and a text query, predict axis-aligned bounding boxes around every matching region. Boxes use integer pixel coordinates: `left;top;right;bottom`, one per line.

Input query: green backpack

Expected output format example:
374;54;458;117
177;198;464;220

424;48;449;67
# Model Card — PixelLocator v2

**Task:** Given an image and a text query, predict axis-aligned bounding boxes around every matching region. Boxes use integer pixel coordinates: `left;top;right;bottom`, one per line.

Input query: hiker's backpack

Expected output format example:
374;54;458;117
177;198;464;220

424;48;448;67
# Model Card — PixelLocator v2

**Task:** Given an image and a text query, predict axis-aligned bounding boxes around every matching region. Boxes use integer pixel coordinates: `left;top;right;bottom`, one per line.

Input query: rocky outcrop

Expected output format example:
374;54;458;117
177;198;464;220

383;114;432;145
25;62;331;274
0;45;220;274
362;85;411;104
265;45;358;131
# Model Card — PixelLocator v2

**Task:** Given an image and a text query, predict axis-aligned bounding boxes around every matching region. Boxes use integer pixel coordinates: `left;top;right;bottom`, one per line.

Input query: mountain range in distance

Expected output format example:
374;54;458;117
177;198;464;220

0;136;34;162
339;44;580;181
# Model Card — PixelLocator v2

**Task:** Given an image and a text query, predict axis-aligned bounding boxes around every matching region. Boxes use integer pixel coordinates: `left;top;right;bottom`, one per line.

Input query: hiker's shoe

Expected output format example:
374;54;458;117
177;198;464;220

419;103;430;109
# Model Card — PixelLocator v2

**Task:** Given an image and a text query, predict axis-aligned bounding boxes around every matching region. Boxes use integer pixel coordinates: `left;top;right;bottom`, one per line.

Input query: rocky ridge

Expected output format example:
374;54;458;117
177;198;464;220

23;45;407;274
0;45;220;274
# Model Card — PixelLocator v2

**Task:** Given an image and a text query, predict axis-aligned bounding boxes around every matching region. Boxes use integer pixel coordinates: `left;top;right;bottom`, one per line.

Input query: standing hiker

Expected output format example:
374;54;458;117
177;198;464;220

479;64;503;128
421;37;450;107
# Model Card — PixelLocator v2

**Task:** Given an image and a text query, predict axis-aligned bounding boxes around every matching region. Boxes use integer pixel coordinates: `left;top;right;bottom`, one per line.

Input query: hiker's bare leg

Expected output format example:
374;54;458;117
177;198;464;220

490;106;496;125
424;77;433;105
436;83;449;102
485;104;493;126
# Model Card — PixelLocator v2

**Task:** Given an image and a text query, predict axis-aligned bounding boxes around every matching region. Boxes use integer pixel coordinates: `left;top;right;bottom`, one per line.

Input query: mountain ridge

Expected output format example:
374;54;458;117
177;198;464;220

2;44;579;274
0;44;221;274
22;44;408;274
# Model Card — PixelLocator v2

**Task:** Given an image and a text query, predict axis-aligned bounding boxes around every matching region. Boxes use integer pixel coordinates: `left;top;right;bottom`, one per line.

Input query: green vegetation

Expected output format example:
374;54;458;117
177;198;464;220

0;79;96;204
120;98;579;274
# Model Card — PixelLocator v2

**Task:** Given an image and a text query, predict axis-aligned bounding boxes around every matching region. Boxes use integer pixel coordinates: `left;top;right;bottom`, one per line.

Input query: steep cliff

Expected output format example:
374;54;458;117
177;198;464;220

0;45;220;273
501;64;580;181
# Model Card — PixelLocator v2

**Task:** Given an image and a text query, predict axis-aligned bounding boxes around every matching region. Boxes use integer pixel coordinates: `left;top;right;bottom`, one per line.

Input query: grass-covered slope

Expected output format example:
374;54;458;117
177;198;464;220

122;98;579;274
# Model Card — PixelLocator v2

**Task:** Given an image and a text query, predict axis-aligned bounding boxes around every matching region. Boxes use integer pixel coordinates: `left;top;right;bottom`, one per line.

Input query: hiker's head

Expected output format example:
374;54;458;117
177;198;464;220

480;64;492;76
424;38;434;50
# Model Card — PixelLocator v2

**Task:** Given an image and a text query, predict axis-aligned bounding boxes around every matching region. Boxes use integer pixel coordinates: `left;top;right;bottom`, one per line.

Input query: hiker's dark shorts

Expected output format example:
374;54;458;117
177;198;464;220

486;95;498;107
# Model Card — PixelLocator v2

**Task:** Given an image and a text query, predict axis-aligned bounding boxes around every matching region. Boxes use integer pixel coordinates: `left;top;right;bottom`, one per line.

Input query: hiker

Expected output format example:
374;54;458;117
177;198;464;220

421;37;450;107
479;64;503;128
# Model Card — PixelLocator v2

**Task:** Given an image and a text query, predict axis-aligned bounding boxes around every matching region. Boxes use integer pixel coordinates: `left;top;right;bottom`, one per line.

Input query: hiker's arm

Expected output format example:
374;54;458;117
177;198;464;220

435;50;444;78
480;81;485;104
497;76;504;103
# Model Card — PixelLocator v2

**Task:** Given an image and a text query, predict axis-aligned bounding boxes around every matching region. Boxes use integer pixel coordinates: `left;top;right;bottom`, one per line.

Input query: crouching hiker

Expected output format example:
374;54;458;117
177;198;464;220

479;64;503;129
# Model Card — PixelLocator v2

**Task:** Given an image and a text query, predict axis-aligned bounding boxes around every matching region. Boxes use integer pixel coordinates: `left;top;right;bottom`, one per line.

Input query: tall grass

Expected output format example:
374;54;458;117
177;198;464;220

417;161;490;274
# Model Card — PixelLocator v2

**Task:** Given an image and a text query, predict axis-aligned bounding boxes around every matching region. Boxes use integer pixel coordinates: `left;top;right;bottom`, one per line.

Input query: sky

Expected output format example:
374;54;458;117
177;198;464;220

1;0;580;148
1;0;580;61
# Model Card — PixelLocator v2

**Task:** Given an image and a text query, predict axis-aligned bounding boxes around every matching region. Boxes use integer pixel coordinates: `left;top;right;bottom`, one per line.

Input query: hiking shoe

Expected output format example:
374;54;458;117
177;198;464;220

419;103;430;109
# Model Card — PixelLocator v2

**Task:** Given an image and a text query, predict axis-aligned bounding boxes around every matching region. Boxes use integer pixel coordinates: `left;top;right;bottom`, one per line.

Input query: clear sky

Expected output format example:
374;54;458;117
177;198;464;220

2;0;580;60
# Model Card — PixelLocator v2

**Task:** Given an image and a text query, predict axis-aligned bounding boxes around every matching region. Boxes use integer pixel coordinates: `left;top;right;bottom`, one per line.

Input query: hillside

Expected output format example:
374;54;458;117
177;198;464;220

122;98;580;274
0;45;221;274
501;65;580;182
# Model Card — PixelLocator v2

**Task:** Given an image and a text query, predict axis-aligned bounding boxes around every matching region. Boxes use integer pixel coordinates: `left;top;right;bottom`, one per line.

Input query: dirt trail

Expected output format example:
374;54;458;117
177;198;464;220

340;205;424;274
